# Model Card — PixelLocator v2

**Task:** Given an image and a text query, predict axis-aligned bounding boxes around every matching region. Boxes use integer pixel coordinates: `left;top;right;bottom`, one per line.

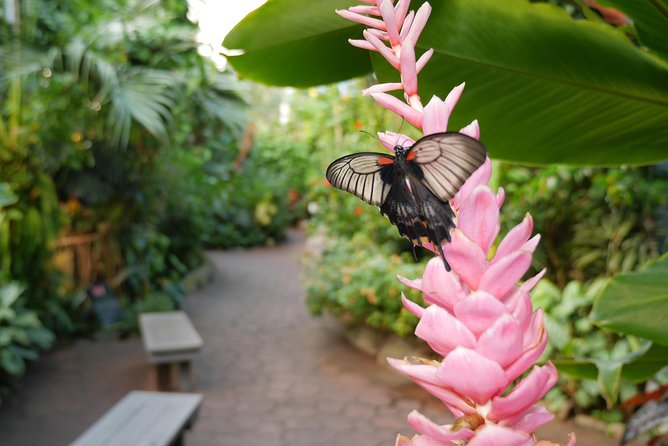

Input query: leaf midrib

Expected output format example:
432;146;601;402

418;43;668;107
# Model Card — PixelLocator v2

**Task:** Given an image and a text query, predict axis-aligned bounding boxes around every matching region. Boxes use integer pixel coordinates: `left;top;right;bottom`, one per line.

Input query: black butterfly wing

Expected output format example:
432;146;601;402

381;173;455;268
408;132;487;202
379;173;423;244
325;139;482;272
325;152;395;206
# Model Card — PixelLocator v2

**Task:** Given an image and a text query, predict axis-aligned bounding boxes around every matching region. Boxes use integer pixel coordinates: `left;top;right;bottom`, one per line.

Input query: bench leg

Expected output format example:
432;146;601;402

179;361;192;391
171;431;185;446
157;363;172;391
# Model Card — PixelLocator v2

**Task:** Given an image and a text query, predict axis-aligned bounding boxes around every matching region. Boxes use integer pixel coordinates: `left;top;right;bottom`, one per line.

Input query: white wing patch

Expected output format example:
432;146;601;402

326;153;393;206
410;133;487;202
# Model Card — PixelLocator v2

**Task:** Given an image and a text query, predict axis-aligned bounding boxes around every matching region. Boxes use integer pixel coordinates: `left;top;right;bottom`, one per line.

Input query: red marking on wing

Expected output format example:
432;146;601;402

377;157;395;165
405;150;416;161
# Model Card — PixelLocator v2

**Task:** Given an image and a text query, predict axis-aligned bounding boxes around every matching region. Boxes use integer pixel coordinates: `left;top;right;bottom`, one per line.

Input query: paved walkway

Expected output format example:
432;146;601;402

0;230;618;445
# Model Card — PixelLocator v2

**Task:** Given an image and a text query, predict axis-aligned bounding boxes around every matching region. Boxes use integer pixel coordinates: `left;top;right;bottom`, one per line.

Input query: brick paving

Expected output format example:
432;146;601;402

0;230;619;445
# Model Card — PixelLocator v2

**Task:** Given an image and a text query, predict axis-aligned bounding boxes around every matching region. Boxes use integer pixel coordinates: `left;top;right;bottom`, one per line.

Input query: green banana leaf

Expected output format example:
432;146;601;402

225;0;668;166
224;0;370;86
591;253;668;345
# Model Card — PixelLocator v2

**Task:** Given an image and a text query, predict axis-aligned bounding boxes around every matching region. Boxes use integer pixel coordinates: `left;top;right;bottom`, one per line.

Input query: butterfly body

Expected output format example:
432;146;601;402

326;132;487;271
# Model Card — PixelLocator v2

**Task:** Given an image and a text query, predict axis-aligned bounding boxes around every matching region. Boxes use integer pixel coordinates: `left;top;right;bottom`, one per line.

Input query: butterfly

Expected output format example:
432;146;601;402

325;132;487;271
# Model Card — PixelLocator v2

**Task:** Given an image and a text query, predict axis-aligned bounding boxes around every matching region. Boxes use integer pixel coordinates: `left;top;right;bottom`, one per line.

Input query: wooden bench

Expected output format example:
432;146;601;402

139;311;204;391
70;391;203;446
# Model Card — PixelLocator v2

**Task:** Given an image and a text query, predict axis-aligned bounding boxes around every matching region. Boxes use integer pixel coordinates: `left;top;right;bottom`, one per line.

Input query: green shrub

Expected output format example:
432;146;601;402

304;230;427;337
499;164;667;287
534;279;638;417
0;282;55;402
107;291;177;334
202;134;310;248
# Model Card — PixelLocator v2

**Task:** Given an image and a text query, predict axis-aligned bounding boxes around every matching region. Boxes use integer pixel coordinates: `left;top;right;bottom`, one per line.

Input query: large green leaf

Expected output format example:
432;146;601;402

552;358;598;380
598;0;668;59
373;0;668;165
225;0;668;165
553;343;668;406
591;253;668;344
622;343;668;382
223;0;371;86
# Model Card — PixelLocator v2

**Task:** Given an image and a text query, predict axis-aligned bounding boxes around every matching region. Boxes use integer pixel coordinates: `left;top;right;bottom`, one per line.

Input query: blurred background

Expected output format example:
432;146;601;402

1;0;668;445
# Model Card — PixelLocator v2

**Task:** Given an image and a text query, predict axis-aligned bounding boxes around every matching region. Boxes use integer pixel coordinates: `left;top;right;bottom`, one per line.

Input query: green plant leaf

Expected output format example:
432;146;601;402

13;310;41;328
60;39;177;148
552;358;599;380
0;283;24;309
0;184;18;208
594;342;652;406
544;314;571;349
25;327;54;350
597;0;668;59
227;0;668;165
107;68;176;148
0;328;13;347
0;348;25;376
373;0;668;165
591;253;668;344
11;345;39;361
622;343;668;382
554;342;667;406
223;0;371;86
595;359;623;407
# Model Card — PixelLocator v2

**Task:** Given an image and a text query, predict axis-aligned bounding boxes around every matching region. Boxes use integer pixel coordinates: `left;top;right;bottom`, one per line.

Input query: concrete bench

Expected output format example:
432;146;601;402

70;390;203;446
139;311;204;391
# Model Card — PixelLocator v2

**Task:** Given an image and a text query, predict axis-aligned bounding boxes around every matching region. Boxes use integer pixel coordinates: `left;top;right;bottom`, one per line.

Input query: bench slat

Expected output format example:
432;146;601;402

70;391;202;446
139;311;204;356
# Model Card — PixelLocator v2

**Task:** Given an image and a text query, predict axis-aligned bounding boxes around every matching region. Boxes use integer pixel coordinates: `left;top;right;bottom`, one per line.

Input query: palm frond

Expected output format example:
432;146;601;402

60;39;119;89
55;39;177;148
198;90;248;137
0;44;50;86
193;71;248;136
106;68;177;147
91;0;177;48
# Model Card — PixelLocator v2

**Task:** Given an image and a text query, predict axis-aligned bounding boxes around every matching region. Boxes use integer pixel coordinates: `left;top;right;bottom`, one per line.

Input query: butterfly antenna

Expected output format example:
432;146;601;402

393;118;406;147
359;130;382;142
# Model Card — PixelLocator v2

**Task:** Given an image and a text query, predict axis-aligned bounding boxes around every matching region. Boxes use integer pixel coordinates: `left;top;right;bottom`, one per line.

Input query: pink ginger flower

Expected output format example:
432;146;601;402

337;1;575;444
336;0;478;143
391;160;576;445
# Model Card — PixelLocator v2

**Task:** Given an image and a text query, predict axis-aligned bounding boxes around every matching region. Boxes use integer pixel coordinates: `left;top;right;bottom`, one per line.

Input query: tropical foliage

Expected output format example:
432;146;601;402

225;0;668;166
295;85;665;337
1;0;666;427
0;0;304;395
0;283;54;383
227;0;668;421
499;164;668;288
535;279;644;416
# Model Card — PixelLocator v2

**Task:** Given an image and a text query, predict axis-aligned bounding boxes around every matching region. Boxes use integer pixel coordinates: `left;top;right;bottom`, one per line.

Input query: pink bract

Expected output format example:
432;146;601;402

337;1;575;444
388;161;571;444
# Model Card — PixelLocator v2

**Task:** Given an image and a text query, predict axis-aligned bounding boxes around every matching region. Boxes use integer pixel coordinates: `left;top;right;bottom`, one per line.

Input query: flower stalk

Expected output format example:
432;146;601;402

337;1;576;444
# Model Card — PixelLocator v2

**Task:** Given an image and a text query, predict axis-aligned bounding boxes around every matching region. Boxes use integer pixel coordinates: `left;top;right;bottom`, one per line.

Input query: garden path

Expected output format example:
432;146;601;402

0;229;618;446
